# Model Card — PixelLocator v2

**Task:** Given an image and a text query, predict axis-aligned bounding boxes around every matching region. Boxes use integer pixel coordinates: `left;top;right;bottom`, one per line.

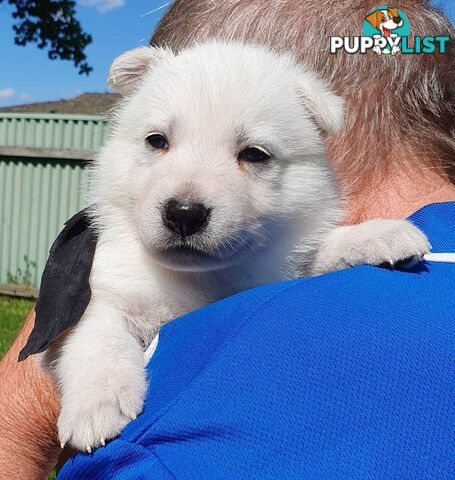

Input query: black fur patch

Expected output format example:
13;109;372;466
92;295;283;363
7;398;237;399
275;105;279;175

19;208;97;361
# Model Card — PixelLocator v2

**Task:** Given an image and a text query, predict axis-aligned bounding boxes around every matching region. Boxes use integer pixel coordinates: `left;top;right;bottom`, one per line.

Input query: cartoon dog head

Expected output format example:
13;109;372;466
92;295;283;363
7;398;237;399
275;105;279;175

366;7;403;37
97;41;344;272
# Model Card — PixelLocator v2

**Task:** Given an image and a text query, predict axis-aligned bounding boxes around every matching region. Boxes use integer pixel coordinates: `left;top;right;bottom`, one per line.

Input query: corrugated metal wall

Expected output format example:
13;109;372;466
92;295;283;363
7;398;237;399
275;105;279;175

0;113;107;288
0;113;106;150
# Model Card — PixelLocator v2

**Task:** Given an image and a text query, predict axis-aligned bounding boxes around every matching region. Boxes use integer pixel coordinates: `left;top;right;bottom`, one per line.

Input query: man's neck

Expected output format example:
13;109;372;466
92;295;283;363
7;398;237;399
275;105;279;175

343;168;455;224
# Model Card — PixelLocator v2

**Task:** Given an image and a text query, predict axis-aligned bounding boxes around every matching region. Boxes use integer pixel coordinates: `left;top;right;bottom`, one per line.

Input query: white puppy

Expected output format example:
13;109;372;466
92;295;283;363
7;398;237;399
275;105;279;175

49;41;430;451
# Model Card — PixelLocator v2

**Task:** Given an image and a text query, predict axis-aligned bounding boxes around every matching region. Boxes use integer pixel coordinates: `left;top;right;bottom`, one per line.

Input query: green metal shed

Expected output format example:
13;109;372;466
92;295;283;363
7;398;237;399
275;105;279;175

0;113;108;289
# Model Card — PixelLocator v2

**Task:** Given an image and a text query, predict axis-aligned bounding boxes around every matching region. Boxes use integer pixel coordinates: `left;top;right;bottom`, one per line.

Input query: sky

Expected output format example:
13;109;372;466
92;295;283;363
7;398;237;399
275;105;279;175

0;0;169;106
0;0;454;107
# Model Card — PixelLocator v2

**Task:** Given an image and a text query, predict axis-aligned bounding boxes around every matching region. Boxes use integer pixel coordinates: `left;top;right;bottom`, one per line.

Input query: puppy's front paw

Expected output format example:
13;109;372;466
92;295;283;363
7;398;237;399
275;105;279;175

58;372;147;452
313;219;431;275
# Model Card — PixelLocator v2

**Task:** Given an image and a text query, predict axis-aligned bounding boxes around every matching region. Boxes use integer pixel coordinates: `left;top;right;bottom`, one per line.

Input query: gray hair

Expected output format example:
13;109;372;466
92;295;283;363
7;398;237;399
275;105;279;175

151;0;455;193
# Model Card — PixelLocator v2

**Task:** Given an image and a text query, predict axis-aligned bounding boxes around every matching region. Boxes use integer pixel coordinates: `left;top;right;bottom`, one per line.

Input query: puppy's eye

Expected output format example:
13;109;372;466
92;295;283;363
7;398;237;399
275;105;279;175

239;147;270;163
146;134;168;150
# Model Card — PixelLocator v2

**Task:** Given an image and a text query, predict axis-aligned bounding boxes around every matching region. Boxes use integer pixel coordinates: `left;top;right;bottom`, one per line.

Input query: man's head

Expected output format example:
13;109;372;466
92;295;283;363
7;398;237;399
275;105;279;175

151;0;455;216
96;41;342;272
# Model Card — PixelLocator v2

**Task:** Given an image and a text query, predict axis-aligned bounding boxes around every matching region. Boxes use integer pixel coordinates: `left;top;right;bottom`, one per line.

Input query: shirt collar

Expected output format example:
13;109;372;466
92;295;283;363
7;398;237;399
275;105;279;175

408;202;455;254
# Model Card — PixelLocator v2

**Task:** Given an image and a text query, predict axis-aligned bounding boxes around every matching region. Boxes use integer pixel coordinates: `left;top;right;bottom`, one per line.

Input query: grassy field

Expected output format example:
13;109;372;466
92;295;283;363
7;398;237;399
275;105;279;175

0;296;34;357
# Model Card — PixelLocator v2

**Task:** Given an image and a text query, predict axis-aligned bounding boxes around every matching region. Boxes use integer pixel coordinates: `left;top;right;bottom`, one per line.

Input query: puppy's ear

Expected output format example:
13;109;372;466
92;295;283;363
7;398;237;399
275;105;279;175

108;46;172;96
365;10;380;29
388;7;399;17
297;70;345;134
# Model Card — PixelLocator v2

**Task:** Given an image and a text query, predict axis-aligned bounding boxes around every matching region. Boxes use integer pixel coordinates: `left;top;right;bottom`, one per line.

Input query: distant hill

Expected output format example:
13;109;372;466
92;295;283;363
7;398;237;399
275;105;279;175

0;92;121;116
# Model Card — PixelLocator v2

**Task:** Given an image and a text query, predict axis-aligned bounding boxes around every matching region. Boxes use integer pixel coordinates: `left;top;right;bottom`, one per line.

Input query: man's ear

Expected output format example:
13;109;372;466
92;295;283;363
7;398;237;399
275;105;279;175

297;70;345;134
365;10;380;29
108;46;173;96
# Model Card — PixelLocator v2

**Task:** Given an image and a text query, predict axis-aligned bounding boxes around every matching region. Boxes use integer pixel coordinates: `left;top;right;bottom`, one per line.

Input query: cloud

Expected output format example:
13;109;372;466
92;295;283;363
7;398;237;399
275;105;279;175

79;0;125;13
0;89;32;105
0;88;15;100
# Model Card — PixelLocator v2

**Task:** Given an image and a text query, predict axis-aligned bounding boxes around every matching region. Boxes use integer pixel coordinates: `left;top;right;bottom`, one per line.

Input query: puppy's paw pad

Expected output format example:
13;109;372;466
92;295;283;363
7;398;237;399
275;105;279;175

58;380;146;451
366;220;431;267
58;402;132;451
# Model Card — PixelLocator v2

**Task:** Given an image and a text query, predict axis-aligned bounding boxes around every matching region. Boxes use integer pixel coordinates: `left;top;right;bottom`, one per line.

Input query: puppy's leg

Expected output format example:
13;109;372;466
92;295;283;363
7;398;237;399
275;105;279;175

52;301;147;452
372;34;383;55
312;219;431;276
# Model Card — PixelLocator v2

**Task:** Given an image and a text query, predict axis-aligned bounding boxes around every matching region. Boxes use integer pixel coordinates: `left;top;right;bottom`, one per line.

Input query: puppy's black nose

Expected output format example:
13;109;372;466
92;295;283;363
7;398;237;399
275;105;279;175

393;16;402;24
163;199;209;238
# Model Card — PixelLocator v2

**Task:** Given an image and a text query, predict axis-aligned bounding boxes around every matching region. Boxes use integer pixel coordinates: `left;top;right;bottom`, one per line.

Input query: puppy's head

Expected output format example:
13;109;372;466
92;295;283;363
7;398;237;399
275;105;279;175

93;41;343;272
366;7;403;33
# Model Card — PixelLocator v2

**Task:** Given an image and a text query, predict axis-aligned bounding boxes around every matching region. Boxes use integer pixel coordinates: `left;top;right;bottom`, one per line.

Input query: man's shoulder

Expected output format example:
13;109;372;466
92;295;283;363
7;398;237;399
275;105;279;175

136;262;450;427
164;261;447;338
158;261;450;361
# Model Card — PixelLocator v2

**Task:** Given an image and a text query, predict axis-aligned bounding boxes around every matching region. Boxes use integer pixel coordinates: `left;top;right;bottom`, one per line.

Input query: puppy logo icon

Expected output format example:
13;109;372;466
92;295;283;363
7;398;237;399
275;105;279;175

363;6;409;55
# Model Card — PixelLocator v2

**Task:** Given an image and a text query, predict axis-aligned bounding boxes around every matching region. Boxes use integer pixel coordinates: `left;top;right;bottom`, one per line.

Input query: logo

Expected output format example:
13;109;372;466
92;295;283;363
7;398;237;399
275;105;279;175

330;5;449;55
364;6;409;55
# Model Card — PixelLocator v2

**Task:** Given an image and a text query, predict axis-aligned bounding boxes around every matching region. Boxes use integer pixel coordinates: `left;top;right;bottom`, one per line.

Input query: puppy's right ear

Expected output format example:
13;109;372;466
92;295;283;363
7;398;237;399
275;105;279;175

365;11;380;29
108;46;172;96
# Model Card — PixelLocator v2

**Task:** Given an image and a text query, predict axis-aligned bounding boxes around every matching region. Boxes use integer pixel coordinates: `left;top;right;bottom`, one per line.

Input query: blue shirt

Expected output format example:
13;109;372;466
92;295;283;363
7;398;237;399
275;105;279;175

59;202;455;479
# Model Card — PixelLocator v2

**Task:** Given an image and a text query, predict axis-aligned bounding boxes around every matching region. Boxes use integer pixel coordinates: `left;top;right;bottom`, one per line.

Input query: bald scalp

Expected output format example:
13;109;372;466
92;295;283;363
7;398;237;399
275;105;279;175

151;0;455;193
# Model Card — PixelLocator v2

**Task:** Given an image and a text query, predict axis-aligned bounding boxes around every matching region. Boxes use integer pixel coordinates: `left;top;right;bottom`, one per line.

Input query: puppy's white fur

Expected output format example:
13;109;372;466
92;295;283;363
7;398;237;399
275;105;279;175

48;41;430;451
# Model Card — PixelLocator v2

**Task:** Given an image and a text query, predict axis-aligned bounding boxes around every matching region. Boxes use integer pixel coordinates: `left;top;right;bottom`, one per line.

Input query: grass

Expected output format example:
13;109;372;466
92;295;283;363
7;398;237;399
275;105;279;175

0;296;57;478
0;296;34;358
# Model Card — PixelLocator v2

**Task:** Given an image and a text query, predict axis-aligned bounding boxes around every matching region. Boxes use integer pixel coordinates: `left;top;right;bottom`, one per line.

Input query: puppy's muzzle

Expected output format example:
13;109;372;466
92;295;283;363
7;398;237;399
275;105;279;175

162;198;210;238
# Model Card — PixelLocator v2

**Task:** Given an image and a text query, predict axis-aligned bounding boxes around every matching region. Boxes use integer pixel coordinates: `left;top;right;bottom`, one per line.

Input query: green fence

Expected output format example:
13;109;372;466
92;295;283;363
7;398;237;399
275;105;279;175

0;113;108;289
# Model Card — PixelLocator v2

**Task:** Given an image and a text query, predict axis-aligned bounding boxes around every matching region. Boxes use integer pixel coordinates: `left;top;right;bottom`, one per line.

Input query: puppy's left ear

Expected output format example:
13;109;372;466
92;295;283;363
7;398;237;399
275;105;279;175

297;70;345;134
108;46;173;96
